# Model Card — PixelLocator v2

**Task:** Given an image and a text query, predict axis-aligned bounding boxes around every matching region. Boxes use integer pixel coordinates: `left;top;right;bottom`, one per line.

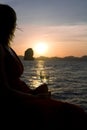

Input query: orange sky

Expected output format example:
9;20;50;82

0;0;87;57
1;0;87;58
12;23;87;58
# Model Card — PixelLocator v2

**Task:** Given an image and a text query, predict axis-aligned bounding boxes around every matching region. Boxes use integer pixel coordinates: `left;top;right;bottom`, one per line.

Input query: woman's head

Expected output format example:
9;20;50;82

0;4;17;45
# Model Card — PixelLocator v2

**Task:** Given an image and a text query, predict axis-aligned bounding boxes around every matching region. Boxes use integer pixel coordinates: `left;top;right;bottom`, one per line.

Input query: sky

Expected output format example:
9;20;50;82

0;0;87;57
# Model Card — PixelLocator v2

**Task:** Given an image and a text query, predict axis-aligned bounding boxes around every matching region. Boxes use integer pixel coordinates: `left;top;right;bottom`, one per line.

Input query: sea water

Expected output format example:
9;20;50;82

20;59;87;112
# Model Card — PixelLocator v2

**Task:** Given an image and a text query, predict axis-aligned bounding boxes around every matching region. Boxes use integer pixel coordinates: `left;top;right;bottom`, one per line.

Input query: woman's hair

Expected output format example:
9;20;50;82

0;4;17;45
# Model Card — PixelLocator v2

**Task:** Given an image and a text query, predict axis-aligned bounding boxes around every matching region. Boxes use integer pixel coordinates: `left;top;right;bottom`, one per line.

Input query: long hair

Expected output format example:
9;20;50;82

0;4;17;45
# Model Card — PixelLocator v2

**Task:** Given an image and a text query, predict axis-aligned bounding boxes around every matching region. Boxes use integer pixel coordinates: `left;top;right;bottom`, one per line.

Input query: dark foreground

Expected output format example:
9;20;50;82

1;92;87;130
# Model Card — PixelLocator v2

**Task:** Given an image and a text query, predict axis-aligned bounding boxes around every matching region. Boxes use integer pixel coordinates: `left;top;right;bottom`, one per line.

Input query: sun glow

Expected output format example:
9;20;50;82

34;42;48;56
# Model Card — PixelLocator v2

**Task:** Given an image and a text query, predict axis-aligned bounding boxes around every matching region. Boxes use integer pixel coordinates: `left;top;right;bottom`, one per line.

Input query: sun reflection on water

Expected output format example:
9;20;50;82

31;60;50;88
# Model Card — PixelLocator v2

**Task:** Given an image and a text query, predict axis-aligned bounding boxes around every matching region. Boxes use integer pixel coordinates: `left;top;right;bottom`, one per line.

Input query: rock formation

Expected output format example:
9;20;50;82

24;48;34;60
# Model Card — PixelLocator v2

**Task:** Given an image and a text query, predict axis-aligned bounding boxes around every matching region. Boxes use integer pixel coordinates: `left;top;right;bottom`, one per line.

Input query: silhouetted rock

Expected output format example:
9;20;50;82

24;48;34;60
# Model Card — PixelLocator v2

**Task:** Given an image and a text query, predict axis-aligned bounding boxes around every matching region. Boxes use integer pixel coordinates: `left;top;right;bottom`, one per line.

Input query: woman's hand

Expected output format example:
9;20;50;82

33;83;51;97
36;83;48;93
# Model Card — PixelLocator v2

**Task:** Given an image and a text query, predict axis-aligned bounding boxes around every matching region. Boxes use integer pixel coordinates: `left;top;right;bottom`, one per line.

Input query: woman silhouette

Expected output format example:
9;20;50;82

0;4;49;96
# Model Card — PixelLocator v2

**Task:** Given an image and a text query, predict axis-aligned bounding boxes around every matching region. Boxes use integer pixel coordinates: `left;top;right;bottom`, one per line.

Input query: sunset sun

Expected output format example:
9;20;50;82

34;42;48;56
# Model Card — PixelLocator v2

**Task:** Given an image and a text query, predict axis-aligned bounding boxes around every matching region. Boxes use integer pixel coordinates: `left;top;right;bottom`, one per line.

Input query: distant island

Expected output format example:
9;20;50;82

19;47;87;61
19;55;87;61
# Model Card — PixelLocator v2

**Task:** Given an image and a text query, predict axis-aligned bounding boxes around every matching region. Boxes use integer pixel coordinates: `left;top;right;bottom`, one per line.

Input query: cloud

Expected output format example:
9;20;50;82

24;23;87;41
13;22;87;57
14;23;87;47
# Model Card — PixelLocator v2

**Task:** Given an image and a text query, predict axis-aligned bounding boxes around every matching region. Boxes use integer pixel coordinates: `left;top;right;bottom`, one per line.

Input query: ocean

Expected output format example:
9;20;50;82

20;58;87;112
